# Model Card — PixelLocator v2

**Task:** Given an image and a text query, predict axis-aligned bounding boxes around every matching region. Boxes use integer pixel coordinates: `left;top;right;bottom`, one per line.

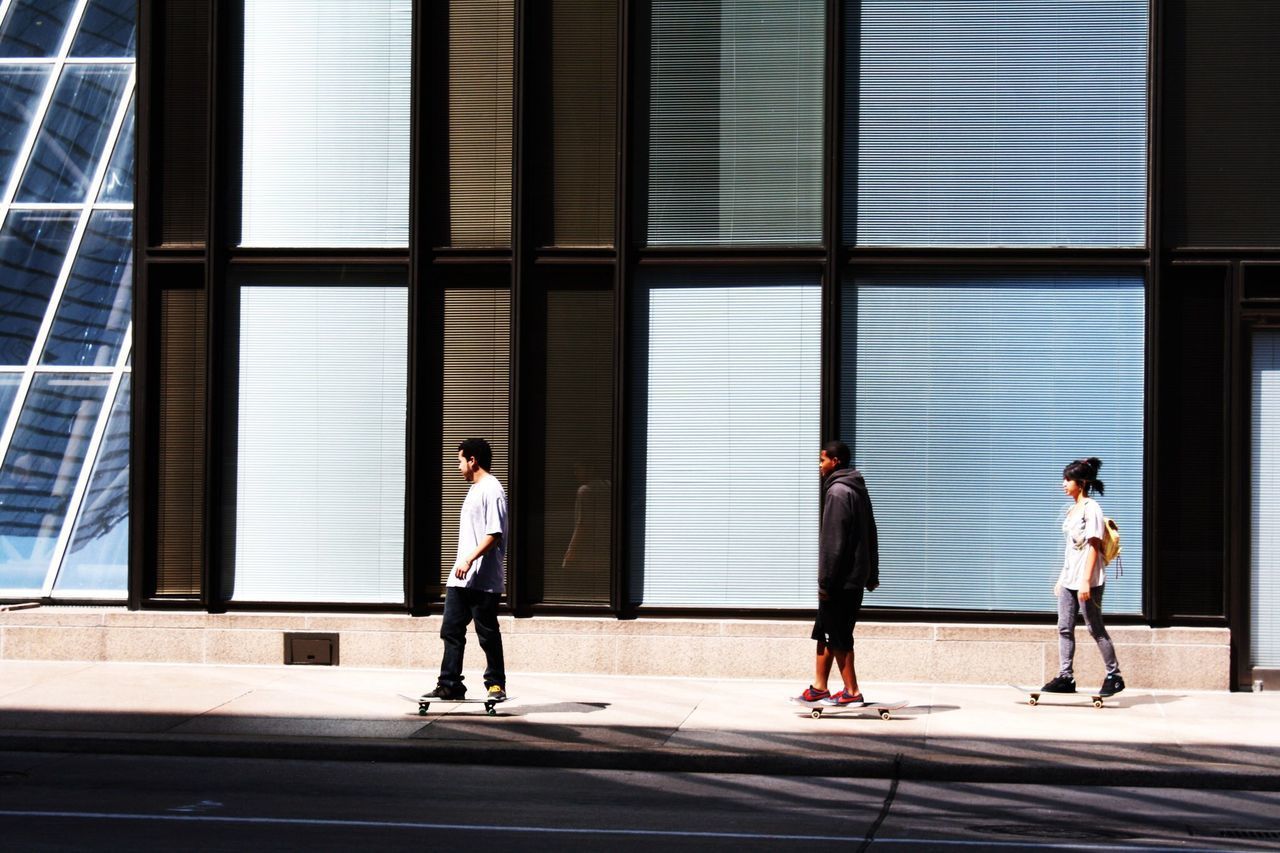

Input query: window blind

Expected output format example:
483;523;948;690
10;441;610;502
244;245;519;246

851;1;1148;248
843;271;1145;613
448;0;513;248
441;288;510;583
157;0;208;245
240;0;409;248
233;284;407;603
551;0;616;247
1251;330;1280;667
632;271;820;607
541;287;613;603
647;0;823;246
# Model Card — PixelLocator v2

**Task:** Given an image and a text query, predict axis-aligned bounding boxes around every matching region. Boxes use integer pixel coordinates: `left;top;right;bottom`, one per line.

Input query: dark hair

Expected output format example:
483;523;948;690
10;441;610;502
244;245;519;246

822;440;851;468
1063;456;1105;496
458;438;493;471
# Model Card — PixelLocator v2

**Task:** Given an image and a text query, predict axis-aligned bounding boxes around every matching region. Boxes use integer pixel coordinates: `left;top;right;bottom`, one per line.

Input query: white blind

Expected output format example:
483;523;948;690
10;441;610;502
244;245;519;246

632;273;820;607
851;0;1148;248
233;285;407;603
647;0;824;246
240;0;410;248
1251;330;1280;667
844;271;1145;613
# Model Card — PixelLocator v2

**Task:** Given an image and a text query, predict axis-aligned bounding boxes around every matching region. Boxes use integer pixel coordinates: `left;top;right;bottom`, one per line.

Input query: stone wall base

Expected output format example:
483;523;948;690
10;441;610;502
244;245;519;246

0;609;1231;690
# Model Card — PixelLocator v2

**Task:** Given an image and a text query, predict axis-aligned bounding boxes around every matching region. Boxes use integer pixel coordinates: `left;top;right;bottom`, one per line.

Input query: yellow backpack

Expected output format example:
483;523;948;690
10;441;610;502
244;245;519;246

1101;517;1123;575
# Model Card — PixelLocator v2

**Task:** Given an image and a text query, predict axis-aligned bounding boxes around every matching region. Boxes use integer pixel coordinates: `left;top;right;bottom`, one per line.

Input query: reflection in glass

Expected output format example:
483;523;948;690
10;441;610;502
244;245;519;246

0;65;51;195
96;96;133;202
55;375;129;594
0;210;79;366
70;0;136;58
0;373;20;425
0;0;77;58
0;374;108;589
41;210;132;367
16;64;131;203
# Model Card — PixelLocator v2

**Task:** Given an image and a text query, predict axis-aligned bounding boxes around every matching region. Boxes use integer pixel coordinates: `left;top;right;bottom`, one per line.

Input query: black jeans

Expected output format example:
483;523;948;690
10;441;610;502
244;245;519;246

438;587;505;691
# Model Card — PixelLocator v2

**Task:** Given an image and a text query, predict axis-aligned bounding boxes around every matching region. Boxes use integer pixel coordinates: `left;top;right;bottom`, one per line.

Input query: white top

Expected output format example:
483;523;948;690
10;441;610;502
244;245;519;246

449;474;507;593
1059;497;1106;591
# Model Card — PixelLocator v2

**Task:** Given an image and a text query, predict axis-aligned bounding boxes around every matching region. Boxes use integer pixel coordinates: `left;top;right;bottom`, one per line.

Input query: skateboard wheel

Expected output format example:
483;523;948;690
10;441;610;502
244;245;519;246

1093;698;1103;708
1028;696;1038;706
810;709;822;719
879;710;891;720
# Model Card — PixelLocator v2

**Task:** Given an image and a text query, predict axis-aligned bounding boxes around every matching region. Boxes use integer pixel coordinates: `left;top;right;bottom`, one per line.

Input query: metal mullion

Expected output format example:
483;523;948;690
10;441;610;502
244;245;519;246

40;324;132;597
0;0;14;33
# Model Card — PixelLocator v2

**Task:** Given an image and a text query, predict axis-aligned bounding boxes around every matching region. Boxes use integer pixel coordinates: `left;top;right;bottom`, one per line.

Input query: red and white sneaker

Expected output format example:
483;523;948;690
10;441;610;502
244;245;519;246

797;685;830;703
823;689;865;707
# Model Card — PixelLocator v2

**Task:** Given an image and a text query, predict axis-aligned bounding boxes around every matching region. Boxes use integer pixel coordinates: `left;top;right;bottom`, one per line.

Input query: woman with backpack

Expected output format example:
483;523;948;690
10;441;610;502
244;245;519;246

1040;457;1126;698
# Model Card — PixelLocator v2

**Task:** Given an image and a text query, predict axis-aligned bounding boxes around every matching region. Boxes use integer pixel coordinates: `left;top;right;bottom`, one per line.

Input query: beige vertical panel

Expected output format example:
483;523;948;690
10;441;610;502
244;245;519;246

551;0;617;247
441;289;510;581
448;1;514;247
541;289;613;602
155;289;206;595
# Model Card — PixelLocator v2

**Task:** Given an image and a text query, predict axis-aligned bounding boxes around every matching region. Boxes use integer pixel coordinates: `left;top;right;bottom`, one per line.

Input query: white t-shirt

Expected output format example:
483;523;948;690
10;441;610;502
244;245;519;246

449;473;507;592
1059;497;1106;590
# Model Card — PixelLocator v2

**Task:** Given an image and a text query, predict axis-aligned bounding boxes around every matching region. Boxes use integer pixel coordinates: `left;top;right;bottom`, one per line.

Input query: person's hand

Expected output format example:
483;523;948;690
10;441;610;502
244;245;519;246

453;559;471;580
1053;582;1061;598
817;588;829;601
866;580;879;592
1078;586;1091;603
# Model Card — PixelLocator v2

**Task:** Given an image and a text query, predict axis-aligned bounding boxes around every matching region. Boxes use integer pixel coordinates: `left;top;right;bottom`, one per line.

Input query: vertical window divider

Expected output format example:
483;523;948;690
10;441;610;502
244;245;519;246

821;0;842;446
509;0;528;612
612;0;634;614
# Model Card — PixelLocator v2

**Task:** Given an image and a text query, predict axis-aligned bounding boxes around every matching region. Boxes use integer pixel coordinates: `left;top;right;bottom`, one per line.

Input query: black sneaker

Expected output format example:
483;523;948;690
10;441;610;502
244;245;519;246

1099;673;1126;698
423;684;465;701
1040;675;1076;694
487;685;507;702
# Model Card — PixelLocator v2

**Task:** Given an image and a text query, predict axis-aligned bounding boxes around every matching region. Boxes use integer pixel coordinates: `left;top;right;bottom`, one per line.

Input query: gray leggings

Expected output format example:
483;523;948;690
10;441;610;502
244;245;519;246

1057;584;1120;678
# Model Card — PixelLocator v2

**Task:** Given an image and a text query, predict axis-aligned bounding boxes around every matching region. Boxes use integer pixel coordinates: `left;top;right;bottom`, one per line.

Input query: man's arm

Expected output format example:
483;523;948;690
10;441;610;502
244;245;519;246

454;533;502;580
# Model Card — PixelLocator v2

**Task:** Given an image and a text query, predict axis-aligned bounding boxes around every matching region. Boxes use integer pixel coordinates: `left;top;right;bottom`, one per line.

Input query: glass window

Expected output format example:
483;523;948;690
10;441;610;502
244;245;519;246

0;210;78;366
646;0;824;247
0;373;109;590
240;0;410;248
441;288;510;582
0;373;19;423
541;287;613;604
1252;330;1280;667
41;210;132;367
0;65;52;196
54;375;129;594
96;95;133;203
842;271;1145;613
0;0;78;58
70;0;137;58
15;64;132;203
231;281;407;603
447;0;514;248
631;270;820;607
850;1;1148;247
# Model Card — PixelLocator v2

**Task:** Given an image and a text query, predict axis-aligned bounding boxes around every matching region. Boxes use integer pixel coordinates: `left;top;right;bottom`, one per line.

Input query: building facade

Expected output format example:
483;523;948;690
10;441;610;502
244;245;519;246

0;1;1276;690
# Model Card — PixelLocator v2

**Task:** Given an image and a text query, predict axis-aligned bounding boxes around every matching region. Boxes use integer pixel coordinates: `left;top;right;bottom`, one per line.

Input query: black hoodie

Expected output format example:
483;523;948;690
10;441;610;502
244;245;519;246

818;467;880;593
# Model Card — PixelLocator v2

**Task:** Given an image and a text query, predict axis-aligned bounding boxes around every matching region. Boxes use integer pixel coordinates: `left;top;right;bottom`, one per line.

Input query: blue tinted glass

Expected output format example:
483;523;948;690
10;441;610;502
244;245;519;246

0;373;19;424
41;210;131;366
16;64;130;203
54;374;128;594
0;65;51;195
70;0;136;58
96;95;132;203
0;373;108;589
0;210;79;366
0;0;77;58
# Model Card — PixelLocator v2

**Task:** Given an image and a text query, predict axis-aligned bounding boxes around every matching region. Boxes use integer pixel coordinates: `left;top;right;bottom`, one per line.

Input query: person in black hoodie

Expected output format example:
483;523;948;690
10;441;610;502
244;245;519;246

796;440;880;707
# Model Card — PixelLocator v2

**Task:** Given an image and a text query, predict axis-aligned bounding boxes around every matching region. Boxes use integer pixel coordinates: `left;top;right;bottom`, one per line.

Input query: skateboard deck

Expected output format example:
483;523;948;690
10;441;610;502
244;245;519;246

1012;684;1107;709
397;693;513;716
789;696;908;720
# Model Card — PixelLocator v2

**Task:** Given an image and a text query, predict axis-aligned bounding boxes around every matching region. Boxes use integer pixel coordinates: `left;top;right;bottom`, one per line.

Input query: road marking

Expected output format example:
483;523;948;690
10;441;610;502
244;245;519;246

0;809;1230;850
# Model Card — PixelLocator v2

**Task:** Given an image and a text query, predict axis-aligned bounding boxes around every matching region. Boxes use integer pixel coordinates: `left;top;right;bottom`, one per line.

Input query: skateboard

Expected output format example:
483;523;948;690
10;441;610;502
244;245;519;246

1012;684;1107;709
789;696;908;720
397;693;513;716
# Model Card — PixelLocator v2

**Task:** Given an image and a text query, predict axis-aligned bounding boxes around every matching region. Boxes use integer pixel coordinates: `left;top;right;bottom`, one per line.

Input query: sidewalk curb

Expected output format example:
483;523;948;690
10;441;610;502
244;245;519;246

4;732;1279;791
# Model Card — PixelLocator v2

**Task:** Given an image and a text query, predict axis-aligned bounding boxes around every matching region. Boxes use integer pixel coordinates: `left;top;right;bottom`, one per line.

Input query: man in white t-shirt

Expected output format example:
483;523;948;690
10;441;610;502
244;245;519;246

423;438;508;702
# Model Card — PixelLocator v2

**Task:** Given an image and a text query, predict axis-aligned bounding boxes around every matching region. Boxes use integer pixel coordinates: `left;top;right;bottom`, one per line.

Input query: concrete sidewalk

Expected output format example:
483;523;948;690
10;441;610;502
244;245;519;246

1;660;1278;788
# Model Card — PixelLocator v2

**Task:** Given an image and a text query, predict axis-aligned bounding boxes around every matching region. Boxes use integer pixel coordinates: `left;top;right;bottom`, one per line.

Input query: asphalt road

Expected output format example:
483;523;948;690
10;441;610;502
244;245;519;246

1;752;1278;851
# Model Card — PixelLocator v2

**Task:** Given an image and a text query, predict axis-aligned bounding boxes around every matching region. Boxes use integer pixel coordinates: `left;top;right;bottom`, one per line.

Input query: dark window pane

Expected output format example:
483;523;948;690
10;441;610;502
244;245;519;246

55;375;129;594
0;65;52;196
0;210;79;365
16;64;131;203
70;0;136;58
96;94;132;202
41;210;132;367
0;373;19;423
0;0;77;58
0;373;108;589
